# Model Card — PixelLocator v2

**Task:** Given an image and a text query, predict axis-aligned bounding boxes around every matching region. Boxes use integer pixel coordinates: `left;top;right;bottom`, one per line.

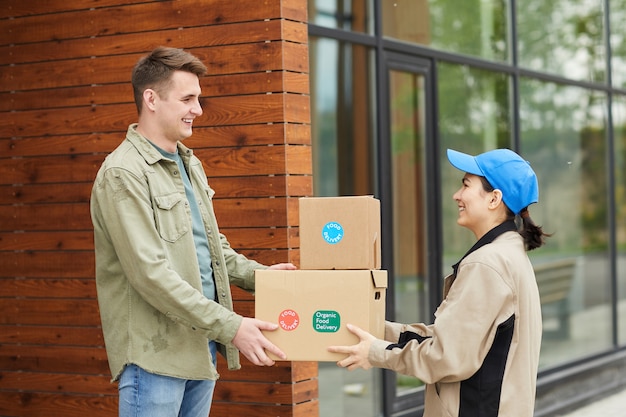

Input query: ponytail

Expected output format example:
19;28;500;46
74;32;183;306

518;208;551;251
479;176;550;250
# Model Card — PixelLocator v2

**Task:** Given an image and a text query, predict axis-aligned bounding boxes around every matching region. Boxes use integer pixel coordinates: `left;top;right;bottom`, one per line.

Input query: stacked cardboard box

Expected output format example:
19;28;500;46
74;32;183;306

255;196;387;361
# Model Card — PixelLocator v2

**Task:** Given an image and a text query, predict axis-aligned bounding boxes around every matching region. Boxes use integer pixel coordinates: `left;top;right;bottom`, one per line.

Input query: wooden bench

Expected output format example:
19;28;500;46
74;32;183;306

534;258;577;338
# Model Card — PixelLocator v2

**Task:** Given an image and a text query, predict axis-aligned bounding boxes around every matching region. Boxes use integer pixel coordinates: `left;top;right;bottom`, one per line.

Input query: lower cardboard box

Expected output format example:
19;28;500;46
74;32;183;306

254;269;387;361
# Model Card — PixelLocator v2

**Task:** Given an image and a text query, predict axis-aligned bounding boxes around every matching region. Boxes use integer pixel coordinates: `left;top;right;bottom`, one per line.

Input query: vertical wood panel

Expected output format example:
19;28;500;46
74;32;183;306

0;1;313;416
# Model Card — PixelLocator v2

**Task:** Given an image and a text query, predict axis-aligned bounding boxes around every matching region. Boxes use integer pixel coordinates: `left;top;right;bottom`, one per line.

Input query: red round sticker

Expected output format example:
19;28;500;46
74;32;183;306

278;309;300;331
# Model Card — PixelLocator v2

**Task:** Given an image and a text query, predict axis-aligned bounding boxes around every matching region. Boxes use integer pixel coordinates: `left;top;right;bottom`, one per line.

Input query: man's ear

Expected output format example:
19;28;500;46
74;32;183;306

143;88;157;112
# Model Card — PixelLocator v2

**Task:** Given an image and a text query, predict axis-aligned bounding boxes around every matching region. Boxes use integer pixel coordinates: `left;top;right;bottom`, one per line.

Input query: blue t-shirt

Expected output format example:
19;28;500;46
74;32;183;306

152;144;216;301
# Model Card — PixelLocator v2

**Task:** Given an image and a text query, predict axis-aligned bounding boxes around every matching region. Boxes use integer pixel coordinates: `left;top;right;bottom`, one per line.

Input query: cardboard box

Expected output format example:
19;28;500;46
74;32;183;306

299;196;381;270
255;269;387;361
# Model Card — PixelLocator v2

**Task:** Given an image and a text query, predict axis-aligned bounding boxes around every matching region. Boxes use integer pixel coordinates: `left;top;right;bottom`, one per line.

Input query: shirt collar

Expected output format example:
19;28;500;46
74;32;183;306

125;123;193;164
451;220;518;277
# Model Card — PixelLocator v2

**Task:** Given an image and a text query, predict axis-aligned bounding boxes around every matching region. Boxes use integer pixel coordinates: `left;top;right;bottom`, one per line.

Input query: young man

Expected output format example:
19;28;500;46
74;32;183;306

90;46;295;417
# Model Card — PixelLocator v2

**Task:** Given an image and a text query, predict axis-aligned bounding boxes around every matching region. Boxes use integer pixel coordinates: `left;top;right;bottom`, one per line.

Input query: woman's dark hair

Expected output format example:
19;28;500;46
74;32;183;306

479;177;550;251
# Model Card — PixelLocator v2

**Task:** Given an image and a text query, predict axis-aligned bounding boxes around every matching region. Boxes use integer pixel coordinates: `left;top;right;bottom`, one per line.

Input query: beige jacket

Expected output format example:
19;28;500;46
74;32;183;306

369;231;542;417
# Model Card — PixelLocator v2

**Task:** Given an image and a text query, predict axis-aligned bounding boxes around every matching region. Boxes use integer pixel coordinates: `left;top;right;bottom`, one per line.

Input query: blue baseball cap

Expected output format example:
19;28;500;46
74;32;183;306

447;148;539;215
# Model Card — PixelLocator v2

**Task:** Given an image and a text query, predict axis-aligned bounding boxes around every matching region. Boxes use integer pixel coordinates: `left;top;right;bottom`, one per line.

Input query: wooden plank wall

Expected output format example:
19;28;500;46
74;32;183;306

0;1;316;416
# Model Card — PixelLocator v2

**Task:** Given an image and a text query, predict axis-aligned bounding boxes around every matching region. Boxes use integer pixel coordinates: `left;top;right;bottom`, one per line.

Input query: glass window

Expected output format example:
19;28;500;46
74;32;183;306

308;0;374;34
613;94;626;346
309;36;381;417
382;0;510;62
518;78;612;367
388;68;429;395
517;0;607;83
438;63;513;269
309;37;376;197
610;0;626;88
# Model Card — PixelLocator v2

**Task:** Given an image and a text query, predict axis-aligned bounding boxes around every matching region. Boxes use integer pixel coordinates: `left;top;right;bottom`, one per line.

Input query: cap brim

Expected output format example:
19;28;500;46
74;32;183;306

447;149;484;176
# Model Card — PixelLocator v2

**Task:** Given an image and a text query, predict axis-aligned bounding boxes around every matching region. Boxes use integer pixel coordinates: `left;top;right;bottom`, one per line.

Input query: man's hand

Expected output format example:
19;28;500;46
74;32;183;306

328;324;375;371
232;317;286;366
267;263;297;270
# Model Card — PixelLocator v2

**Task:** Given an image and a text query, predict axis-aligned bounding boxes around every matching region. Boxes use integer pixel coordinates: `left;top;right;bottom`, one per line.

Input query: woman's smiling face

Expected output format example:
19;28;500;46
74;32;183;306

452;173;497;238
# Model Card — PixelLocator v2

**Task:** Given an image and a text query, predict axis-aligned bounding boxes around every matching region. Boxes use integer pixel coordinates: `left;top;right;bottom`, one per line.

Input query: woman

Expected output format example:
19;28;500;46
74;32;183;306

329;148;549;417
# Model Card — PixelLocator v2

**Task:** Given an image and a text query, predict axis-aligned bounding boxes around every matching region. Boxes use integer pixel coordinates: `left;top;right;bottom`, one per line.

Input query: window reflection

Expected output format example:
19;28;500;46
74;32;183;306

438;63;512;267
310;37;375;197
519;79;612;366
308;0;373;33
382;0;510;62
517;0;606;83
610;0;626;88
309;36;380;417
389;69;429;395
612;95;626;346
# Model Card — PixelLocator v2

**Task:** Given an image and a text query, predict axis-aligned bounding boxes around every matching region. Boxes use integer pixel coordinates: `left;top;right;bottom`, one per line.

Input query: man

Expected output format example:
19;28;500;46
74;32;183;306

90;46;295;417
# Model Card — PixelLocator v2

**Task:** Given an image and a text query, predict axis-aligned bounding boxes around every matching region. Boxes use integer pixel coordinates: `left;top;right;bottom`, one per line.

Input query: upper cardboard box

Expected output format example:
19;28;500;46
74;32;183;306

299;196;381;270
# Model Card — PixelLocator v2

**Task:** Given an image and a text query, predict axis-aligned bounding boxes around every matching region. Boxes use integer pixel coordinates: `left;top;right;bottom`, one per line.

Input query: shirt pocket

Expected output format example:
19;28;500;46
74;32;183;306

153;192;189;242
425;384;455;417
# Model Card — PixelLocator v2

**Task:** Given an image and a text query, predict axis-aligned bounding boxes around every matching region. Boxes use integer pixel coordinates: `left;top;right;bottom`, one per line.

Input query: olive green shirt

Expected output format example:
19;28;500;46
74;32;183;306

90;124;265;381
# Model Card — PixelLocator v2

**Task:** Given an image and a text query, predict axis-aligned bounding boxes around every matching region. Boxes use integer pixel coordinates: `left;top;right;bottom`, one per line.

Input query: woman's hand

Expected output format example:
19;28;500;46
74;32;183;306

328;323;375;370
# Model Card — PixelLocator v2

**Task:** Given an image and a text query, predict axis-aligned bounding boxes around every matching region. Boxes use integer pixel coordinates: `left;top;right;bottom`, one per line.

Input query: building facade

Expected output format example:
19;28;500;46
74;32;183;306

307;0;626;416
0;1;315;416
2;1;626;416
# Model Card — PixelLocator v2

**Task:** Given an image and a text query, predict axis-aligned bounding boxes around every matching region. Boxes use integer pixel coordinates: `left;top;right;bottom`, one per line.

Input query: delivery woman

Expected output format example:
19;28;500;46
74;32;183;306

329;148;549;417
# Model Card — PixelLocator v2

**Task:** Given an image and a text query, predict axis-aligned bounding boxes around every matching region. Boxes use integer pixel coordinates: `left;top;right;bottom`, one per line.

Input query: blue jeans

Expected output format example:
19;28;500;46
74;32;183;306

119;341;218;417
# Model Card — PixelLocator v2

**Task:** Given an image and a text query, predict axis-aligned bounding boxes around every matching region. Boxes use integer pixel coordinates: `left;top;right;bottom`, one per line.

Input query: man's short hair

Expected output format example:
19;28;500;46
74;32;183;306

131;46;207;114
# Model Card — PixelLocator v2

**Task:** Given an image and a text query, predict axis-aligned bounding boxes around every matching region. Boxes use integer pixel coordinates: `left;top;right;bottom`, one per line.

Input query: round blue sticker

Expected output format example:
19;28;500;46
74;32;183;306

322;221;344;244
